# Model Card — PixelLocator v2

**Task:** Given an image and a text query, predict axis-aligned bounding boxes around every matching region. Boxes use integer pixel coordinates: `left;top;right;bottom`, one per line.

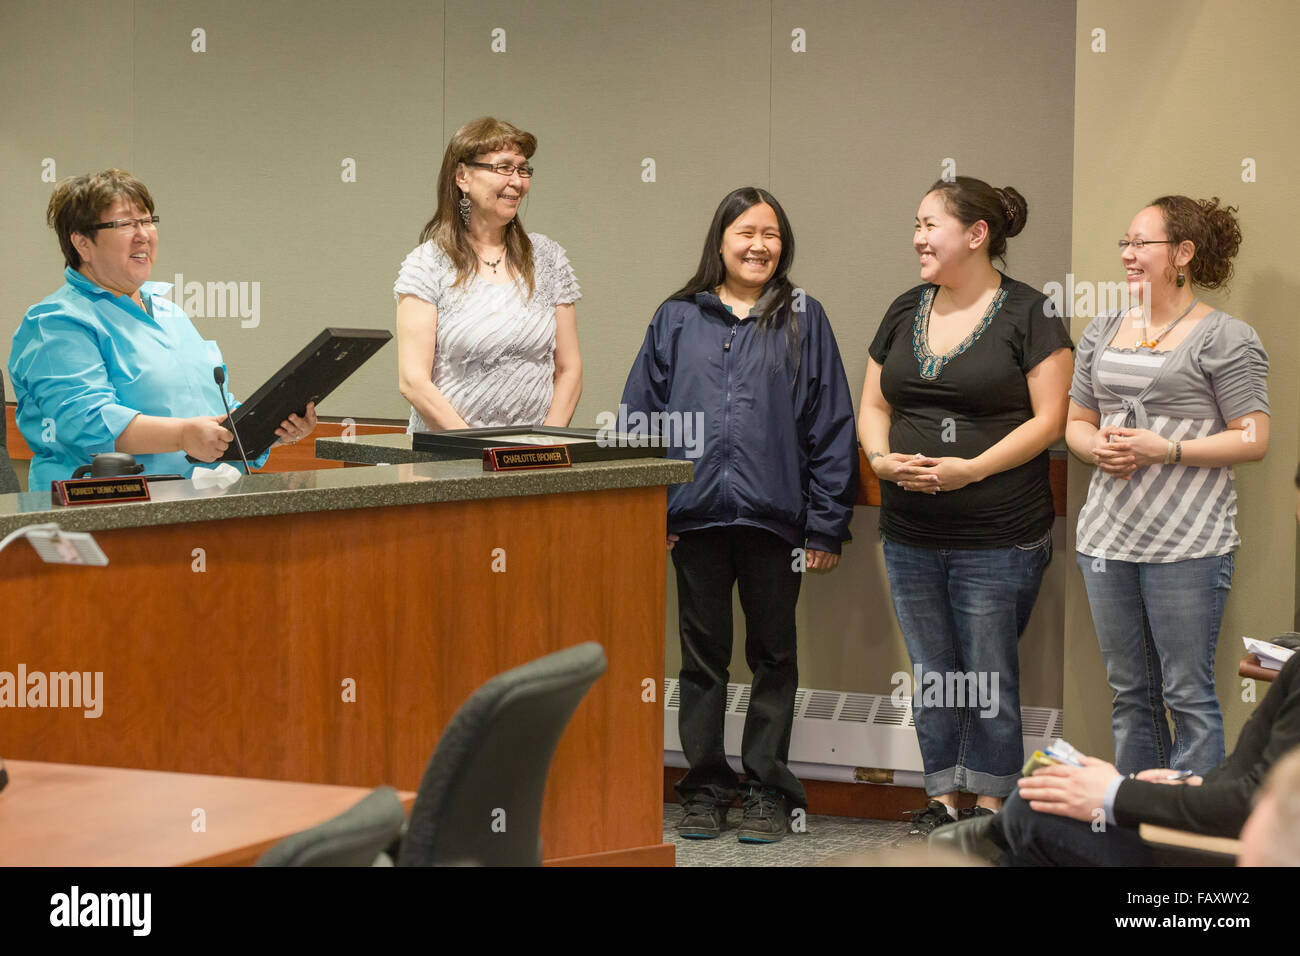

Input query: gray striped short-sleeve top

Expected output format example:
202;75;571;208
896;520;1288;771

394;233;581;430
1071;310;1269;563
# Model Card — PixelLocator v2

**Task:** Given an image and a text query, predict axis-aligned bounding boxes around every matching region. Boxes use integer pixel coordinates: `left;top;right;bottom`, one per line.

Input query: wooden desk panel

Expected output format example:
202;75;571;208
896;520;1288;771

0;760;415;867
4;404;31;459
0;486;671;865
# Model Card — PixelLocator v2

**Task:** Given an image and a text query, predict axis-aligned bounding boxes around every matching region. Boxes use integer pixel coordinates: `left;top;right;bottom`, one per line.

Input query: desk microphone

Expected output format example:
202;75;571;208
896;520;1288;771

213;367;253;475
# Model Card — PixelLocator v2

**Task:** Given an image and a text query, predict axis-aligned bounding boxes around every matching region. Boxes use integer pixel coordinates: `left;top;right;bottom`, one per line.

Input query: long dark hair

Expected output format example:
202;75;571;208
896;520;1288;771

670;186;801;380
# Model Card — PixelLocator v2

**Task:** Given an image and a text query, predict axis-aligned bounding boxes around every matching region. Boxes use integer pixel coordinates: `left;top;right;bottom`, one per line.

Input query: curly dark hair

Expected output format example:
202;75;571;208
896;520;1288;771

1148;195;1242;290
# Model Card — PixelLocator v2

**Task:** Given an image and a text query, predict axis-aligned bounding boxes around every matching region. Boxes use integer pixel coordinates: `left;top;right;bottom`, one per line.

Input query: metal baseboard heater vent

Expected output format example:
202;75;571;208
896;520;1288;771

663;679;1064;787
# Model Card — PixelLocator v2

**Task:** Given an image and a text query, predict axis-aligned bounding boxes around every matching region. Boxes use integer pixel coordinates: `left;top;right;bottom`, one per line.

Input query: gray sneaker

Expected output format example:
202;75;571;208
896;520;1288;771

678;795;727;839
737;787;789;844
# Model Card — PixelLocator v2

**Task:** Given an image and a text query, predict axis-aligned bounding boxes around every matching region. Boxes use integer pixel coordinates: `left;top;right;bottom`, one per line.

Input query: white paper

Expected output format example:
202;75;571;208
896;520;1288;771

1243;636;1295;669
191;462;243;490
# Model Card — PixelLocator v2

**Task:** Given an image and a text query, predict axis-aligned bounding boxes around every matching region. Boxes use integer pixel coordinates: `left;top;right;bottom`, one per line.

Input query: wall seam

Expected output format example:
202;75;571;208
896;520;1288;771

442;1;447;174
132;0;137;171
767;0;773;190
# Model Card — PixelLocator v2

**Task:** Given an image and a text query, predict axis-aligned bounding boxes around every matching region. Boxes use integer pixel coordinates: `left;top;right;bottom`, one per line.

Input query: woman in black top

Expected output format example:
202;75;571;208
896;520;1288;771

858;176;1073;834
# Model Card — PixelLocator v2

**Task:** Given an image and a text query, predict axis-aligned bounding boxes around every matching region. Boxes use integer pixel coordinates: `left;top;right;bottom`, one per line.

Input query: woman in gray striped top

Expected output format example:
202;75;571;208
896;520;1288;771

1065;196;1269;776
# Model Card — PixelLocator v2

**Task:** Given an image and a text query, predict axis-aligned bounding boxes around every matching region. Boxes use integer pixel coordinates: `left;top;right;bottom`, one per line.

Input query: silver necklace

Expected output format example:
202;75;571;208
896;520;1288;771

1140;298;1199;349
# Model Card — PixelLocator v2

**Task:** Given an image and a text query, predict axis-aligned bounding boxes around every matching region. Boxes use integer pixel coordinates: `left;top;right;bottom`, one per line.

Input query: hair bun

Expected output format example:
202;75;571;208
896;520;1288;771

997;187;1028;238
926;177;1027;264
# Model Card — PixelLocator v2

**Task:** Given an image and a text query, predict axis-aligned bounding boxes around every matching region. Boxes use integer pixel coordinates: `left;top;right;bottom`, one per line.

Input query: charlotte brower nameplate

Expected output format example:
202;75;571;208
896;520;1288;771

482;445;572;472
51;476;151;506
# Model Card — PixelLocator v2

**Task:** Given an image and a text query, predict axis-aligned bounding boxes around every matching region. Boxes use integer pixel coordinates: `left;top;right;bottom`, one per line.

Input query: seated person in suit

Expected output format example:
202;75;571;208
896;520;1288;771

936;465;1300;865
0;369;18;494
1239;744;1300;866
8;169;316;489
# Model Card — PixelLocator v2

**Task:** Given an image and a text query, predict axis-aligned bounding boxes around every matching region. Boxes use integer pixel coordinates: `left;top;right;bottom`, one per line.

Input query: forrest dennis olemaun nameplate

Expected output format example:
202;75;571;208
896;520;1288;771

51;476;151;506
482;445;572;472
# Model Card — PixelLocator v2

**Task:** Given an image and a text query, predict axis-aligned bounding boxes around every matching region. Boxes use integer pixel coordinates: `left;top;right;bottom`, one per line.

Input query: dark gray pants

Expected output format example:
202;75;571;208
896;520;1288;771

671;526;806;809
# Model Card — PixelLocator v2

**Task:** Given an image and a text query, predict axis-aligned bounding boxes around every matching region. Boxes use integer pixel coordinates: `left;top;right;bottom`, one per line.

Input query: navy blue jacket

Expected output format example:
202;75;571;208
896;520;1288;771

620;292;859;554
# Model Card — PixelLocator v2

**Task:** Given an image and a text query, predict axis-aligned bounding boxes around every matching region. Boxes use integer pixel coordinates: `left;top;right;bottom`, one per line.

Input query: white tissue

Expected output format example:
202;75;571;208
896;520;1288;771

191;462;243;489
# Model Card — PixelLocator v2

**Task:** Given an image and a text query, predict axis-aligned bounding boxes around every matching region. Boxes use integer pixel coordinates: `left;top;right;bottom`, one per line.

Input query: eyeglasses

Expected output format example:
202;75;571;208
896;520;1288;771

88;216;160;233
463;161;535;178
1117;238;1170;250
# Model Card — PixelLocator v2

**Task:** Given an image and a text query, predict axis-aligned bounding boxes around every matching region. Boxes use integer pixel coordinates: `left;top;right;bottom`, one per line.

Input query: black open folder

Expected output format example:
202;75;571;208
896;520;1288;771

196;328;392;464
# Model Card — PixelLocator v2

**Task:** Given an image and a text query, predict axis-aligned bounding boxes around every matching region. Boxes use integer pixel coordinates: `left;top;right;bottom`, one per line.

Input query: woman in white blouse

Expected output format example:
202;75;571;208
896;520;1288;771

395;117;582;430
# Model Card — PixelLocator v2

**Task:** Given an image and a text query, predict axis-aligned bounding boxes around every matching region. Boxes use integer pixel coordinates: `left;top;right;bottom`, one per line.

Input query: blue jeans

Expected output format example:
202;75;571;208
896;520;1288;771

1076;551;1232;776
882;530;1053;798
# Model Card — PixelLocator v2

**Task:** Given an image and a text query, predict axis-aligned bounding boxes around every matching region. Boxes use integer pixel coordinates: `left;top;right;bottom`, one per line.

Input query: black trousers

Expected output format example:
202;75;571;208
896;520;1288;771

671;525;806;809
991;791;1158;865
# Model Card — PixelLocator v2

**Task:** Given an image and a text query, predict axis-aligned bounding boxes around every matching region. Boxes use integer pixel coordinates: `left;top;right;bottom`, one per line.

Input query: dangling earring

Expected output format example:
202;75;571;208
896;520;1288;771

1176;270;1186;288
458;192;471;227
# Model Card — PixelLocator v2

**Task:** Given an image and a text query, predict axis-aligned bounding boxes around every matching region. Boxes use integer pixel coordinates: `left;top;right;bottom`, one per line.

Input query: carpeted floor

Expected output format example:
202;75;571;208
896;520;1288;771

664;804;930;867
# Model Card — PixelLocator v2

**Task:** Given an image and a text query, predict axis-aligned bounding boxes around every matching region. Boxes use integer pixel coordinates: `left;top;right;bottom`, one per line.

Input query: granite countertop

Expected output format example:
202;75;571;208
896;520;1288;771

316;432;476;464
317;433;1072;466
0;455;693;536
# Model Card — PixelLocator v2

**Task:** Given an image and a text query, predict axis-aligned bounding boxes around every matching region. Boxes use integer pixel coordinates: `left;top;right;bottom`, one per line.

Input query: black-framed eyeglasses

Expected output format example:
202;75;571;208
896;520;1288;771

1117;238;1170;250
88;216;160;232
463;161;534;178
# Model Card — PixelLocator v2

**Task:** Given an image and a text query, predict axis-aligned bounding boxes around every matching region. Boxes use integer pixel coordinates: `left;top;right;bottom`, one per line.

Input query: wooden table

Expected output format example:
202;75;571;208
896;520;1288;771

1139;823;1241;861
0;760;415;867
1238;653;1281;683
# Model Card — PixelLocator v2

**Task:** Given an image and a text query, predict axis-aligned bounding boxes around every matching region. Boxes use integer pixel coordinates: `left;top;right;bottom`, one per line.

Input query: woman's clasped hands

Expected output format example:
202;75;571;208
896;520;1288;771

872;452;980;494
1089;425;1169;480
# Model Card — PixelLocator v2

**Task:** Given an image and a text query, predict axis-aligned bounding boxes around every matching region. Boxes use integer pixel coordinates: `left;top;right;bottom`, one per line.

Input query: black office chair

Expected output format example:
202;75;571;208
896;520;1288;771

397;641;608;867
254;785;406;867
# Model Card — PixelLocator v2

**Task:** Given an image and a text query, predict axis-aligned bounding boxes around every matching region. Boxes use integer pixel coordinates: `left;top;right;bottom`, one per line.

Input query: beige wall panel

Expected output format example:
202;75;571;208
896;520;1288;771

666;0;1076;703
1068;0;1300;758
128;0;443;419
2;3;1097;734
0;0;136;399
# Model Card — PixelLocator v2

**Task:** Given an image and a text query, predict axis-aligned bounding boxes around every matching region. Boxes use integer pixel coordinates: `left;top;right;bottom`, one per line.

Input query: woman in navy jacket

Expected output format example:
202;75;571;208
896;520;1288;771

621;187;858;844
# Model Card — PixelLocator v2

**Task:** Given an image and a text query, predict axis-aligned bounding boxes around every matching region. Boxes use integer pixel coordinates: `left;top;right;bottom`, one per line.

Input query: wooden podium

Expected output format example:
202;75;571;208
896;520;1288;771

0;455;691;866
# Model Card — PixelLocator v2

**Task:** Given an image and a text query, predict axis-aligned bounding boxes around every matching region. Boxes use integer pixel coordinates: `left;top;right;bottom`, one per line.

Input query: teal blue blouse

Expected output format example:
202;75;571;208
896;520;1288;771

8;267;268;489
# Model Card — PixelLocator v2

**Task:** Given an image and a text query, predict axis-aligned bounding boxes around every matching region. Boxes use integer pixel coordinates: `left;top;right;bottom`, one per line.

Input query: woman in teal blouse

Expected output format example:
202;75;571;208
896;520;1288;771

8;169;316;489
